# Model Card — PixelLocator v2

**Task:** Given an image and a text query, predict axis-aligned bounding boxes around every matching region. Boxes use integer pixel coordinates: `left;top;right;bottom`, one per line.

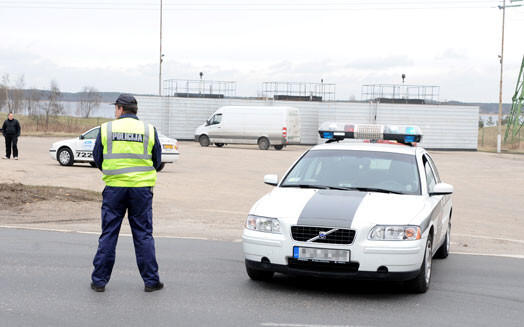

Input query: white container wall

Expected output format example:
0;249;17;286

136;96;479;150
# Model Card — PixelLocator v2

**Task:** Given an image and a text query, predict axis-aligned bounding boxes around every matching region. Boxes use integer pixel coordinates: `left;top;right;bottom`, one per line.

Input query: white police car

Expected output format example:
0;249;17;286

243;123;453;293
49;126;179;171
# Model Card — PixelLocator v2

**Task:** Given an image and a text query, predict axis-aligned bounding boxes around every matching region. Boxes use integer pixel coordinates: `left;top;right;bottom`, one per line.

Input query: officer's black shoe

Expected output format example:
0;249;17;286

144;282;164;292
90;282;105;292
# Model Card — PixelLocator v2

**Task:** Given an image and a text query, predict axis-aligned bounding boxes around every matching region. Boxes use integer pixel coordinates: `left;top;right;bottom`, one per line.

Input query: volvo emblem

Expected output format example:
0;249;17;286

319;231;327;239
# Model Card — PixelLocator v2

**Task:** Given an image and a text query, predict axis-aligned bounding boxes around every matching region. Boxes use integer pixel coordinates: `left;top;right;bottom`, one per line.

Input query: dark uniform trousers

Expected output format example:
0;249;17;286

92;186;160;287
5;135;18;158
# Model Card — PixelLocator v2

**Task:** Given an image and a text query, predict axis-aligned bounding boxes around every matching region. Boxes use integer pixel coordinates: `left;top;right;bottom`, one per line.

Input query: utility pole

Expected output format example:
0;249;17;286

159;0;163;96
497;0;506;153
497;0;524;152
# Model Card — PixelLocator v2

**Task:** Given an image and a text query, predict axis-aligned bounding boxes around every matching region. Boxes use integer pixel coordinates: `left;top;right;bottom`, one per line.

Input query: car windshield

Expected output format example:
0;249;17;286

281;149;421;195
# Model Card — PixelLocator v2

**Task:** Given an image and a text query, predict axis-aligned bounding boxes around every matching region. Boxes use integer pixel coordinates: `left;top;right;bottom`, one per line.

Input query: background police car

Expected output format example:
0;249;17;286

243;124;453;293
49;127;179;171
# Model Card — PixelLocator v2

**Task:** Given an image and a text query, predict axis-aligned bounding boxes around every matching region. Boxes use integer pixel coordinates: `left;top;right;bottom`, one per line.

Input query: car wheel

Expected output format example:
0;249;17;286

435;220;451;259
57;148;74;166
258;137;270;150
273;145;284;150
215;143;224;147
89;162;97;168
406;234;432;293
199;135;210;147
157;163;166;172
245;262;274;281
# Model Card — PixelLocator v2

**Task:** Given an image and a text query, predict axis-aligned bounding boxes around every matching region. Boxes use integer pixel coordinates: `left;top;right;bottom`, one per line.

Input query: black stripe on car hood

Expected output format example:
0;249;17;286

297;190;366;228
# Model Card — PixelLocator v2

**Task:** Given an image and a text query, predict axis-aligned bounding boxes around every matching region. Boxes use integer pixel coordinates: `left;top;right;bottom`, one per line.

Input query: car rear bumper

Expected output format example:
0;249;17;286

161;152;179;163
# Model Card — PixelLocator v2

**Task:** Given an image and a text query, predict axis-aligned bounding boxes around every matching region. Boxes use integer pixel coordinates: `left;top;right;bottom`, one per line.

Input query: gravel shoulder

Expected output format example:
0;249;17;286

1;136;523;257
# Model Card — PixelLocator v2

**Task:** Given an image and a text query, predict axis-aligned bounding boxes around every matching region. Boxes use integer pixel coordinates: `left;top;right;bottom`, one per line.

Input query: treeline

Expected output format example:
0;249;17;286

0;74;102;131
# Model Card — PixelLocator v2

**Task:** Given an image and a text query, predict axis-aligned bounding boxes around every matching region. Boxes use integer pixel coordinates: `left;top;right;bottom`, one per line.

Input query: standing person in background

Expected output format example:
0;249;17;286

2;112;21;160
90;94;164;293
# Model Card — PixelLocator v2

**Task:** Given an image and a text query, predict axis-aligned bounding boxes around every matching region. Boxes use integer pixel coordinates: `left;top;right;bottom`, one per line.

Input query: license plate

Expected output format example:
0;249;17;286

293;247;350;263
163;144;174;149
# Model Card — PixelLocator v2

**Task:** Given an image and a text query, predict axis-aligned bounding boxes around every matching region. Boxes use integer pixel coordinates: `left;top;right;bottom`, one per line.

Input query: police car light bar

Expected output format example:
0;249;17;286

318;122;423;145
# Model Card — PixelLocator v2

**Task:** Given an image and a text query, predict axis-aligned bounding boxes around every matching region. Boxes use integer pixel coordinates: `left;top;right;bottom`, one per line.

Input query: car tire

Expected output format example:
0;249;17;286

406;234;432;293
245;262;274;281
199;135;210;147
258;137;270;150
89;162;97;168
215;143;224;147
273;145;284;150
157;163;166;172
435;220;451;259
57;147;74;166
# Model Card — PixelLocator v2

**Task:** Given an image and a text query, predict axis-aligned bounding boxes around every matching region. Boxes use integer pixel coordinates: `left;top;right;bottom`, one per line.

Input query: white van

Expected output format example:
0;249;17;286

194;106;301;150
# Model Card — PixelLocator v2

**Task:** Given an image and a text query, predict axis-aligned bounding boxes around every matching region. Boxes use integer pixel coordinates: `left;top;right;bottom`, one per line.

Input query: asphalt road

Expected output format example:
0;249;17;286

1;228;523;327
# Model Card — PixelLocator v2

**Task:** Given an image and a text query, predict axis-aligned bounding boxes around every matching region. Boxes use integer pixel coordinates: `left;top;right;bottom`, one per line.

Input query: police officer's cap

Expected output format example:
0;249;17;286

112;93;138;107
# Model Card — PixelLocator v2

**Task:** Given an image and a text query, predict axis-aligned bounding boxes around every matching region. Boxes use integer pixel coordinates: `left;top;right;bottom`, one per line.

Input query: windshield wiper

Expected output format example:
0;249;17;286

343;187;405;194
281;184;330;189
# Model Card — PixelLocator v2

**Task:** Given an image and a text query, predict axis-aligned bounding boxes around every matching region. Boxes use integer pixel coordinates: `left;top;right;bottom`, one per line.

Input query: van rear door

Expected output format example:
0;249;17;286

286;109;301;144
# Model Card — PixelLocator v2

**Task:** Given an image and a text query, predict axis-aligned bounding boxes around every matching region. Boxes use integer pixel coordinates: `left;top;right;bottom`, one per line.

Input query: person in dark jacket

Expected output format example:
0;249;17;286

2;112;21;160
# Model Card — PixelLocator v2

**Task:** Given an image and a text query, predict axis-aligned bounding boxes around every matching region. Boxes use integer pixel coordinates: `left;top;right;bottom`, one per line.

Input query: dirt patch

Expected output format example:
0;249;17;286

0;183;101;208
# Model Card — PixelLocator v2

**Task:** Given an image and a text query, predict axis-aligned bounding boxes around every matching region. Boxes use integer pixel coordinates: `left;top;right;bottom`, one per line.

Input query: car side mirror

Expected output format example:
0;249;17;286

264;174;278;186
430;183;453;196
205;120;210;126
79;135;84;140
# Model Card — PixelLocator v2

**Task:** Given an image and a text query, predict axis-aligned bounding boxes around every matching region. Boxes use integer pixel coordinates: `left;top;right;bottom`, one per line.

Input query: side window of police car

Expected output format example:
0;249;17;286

423;155;437;193
83;128;99;139
426;155;441;183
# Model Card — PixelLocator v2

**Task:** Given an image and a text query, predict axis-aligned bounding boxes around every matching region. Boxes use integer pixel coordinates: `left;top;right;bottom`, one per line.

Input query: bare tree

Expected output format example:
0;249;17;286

26;88;43;130
1;74;10;112
77;86;101;118
11;75;25;114
41;80;64;131
0;82;6;111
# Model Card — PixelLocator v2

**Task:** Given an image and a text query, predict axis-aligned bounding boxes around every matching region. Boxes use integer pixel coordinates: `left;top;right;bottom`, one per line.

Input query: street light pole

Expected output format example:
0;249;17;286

159;0;163;96
497;0;506;153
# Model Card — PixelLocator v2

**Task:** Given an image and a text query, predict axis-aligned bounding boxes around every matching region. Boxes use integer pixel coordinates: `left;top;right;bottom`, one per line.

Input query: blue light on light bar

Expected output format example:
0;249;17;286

322;132;334;139
404;135;416;143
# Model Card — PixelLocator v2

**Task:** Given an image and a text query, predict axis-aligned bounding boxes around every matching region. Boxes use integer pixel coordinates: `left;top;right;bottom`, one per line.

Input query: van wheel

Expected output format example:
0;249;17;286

258;137;270;150
215;143;224;147
199;135;210;147
274;145;284;150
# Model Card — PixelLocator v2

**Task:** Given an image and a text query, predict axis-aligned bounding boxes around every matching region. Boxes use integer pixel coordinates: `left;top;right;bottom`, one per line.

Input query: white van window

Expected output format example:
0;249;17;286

210;114;222;125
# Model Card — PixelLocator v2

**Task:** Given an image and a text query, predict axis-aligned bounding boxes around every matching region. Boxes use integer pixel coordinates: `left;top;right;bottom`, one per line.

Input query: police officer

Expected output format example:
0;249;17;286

2;112;21;160
90;94;164;292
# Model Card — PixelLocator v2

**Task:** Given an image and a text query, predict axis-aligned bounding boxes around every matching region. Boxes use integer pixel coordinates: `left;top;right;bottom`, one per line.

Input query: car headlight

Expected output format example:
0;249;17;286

368;225;421;241
245;215;281;234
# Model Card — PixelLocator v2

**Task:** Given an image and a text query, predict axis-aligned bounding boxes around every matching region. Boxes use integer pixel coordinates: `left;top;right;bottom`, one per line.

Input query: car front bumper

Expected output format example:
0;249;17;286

243;229;425;281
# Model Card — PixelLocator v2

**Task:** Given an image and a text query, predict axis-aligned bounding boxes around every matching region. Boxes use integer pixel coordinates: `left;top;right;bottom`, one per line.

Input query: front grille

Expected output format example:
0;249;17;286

291;226;356;244
288;259;360;273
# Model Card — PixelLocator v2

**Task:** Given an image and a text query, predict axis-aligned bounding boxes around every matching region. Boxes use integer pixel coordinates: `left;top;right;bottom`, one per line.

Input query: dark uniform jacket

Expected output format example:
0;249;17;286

2;119;21;137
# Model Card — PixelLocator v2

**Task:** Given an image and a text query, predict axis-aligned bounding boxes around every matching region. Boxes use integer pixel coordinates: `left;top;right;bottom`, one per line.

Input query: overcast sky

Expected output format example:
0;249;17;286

1;0;524;102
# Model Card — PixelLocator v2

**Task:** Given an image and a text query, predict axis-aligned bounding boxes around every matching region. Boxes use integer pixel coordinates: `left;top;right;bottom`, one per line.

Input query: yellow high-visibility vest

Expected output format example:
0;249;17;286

100;118;156;187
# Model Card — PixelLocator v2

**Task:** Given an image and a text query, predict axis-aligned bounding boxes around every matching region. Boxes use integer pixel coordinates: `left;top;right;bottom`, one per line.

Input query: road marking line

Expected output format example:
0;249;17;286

451;251;524;260
452;233;524;244
261;324;375;327
0;226;210;241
